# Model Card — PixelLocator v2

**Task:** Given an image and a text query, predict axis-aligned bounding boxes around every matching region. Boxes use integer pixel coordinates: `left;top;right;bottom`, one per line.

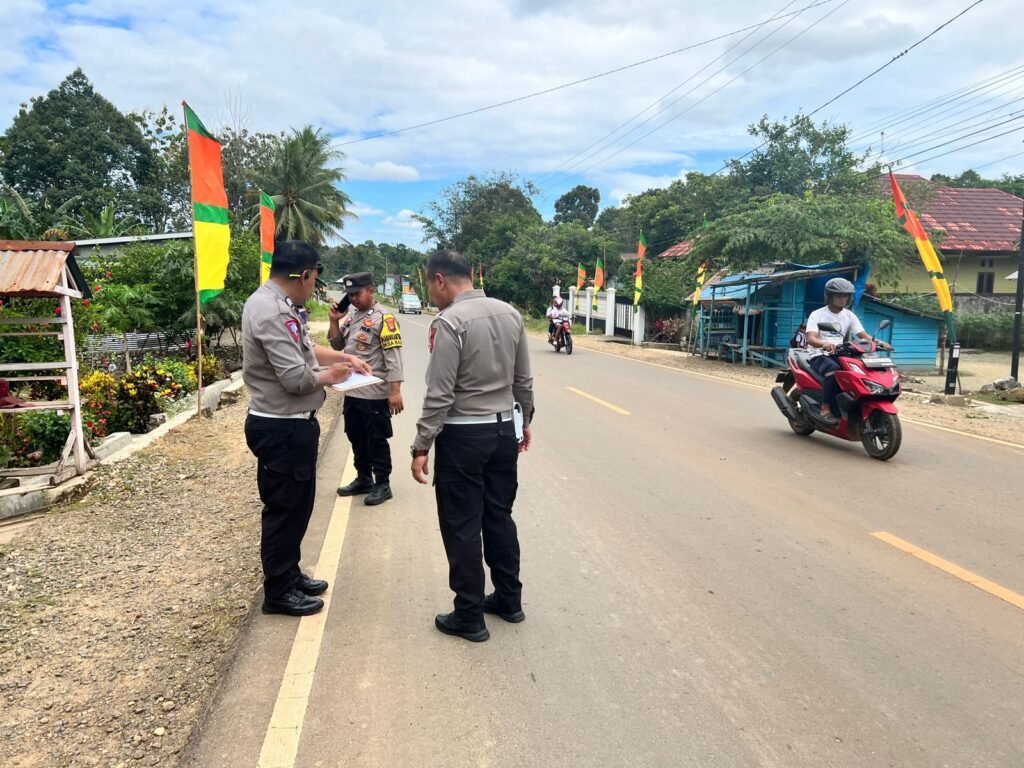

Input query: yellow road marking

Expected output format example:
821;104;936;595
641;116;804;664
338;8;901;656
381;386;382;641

565;386;630;415
258;461;356;768
871;531;1024;611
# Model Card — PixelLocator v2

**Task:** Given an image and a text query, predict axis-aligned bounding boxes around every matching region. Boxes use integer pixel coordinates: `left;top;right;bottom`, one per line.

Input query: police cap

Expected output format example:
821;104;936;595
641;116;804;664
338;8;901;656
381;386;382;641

341;272;374;293
272;241;322;275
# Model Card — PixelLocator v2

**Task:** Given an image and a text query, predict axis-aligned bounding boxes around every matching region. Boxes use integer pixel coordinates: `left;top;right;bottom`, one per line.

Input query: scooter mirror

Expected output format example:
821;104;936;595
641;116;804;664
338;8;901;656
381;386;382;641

877;319;891;332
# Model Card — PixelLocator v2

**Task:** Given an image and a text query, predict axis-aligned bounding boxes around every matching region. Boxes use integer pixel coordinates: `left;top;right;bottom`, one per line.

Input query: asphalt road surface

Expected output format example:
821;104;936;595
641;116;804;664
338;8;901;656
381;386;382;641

185;309;1024;768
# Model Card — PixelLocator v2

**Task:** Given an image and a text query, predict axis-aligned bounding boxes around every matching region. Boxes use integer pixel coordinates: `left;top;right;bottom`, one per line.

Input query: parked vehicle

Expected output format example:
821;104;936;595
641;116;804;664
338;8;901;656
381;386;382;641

398;294;422;314
551;318;573;354
770;320;902;460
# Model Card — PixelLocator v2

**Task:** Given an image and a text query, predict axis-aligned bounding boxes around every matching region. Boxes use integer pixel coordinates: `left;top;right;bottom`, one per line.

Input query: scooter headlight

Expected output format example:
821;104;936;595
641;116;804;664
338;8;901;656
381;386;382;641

848;363;866;375
864;380;886;394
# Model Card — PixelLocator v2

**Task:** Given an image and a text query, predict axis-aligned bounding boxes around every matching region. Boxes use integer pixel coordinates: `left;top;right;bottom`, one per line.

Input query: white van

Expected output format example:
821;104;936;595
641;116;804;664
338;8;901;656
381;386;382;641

399;294;422;314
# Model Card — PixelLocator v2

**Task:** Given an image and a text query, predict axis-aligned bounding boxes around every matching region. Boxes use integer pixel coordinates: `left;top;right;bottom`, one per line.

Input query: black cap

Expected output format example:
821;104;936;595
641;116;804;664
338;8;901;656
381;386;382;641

272;241;321;274
341;272;374;293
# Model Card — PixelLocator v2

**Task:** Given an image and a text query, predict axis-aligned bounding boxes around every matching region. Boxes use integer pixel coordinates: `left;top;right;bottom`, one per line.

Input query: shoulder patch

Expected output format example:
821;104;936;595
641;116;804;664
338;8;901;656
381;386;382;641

283;318;301;343
428;326;437;354
380;313;402;350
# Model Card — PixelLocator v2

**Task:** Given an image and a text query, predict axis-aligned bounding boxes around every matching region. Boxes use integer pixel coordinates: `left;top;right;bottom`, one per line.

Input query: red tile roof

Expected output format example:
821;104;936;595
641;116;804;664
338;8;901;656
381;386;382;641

890;174;1023;253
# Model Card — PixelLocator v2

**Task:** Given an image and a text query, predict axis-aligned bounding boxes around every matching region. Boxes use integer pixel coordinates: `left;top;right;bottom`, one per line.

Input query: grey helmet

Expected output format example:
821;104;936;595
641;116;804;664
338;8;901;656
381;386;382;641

824;277;855;304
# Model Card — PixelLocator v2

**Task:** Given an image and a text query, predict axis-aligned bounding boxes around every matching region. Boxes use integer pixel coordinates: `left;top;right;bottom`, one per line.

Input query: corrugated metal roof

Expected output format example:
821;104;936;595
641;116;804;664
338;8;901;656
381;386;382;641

0;240;85;297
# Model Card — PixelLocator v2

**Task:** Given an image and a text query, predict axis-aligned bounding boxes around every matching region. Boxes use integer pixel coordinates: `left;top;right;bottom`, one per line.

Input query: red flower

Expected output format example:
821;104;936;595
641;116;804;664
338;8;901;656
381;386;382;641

82;299;91;306
54;306;62;315
94;285;102;292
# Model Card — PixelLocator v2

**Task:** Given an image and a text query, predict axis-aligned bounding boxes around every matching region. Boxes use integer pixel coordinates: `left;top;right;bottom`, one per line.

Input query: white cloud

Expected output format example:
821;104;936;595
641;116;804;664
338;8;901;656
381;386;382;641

345;159;420;182
382;209;425;230
348;201;385;217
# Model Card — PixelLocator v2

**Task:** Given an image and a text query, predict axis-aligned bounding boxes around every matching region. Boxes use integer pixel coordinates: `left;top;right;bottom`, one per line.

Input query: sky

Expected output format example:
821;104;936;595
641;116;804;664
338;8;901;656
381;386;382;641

1;0;1021;249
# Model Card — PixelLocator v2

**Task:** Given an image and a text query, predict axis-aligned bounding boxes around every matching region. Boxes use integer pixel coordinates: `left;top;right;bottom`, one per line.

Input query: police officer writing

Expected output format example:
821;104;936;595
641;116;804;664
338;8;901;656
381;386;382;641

242;241;372;617
327;272;404;506
411;249;535;643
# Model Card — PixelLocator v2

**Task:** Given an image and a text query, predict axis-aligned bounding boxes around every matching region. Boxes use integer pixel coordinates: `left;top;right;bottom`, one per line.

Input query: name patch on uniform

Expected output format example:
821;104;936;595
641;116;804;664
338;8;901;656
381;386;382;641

380;313;402;350
283;318;301;342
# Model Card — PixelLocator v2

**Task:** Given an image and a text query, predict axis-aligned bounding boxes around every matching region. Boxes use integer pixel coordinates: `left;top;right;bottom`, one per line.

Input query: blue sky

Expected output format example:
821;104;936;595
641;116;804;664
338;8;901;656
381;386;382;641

2;0;1022;250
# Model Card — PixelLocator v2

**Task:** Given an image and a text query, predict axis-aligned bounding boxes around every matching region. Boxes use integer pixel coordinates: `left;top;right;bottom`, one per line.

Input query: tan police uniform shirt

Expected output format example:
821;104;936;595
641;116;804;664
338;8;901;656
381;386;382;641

328;301;403;400
242;281;326;414
413;289;533;451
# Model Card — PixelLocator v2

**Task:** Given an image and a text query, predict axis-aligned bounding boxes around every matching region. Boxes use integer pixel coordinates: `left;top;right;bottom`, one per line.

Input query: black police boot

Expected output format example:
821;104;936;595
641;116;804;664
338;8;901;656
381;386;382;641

483;592;525;623
262;588;324;617
296;573;328;596
337;475;373;496
434;612;489;642
364;482;393;506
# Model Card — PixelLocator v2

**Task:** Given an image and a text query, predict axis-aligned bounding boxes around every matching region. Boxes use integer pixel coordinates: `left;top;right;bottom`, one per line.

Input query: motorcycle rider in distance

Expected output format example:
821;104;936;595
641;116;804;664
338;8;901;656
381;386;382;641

805;277;892;425
546;296;569;344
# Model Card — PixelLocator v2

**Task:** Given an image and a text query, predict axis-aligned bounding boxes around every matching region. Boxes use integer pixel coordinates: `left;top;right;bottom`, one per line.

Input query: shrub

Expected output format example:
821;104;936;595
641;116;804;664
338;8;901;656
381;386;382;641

140;355;198;393
957;311;1015;349
79;370;119;438
115;364;184;433
191;353;226;387
8;410;95;467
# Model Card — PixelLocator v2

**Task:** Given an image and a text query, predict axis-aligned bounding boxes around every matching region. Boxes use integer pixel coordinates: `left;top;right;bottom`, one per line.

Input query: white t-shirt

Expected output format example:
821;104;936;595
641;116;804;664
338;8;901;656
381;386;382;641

805;306;864;359
546;305;569;321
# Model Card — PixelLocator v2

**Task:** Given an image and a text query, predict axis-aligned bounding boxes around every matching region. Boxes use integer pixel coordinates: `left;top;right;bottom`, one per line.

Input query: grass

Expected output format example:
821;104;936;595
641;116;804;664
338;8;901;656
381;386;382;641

524;318;586;337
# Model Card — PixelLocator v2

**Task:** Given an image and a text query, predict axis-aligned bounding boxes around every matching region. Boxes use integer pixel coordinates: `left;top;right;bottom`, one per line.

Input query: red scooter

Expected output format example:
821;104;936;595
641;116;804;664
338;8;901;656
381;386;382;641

770;320;902;460
551;318;573;354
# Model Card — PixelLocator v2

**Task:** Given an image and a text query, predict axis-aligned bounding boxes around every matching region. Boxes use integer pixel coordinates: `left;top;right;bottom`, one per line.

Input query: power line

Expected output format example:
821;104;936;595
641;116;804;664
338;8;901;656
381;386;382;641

889;125;1024;172
335;0;840;147
970;147;1024;172
711;0;989;175
531;0;807;188
541;0;850;195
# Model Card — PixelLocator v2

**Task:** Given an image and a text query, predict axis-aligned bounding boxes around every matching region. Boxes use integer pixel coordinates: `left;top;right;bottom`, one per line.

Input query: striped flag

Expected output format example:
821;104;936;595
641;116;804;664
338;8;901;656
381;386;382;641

183;103;230;303
634;233;646;307
576;263;585;289
259;191;275;284
693;262;707;307
593;256;604;311
889;171;956;342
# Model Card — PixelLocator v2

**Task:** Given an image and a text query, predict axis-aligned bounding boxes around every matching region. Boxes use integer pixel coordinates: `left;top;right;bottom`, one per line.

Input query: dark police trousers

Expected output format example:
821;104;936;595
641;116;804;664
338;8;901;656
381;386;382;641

434;418;522;622
244;414;320;600
343;396;392;483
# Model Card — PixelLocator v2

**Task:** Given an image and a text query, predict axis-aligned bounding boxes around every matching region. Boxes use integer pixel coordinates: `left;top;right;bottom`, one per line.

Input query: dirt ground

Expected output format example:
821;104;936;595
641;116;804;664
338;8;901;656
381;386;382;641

0;391;342;768
568;335;1024;445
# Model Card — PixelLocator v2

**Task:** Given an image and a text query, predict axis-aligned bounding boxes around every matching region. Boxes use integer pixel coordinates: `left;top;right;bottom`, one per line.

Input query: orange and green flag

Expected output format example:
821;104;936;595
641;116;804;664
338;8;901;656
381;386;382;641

592;256;604;311
889;171;956;342
184;102;231;303
693;262;707;307
576;263;585;289
634;233;646;307
259;191;275;285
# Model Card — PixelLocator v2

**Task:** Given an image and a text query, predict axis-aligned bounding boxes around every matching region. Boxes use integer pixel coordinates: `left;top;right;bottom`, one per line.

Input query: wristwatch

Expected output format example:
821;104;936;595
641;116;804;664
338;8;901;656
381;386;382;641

411;447;429;458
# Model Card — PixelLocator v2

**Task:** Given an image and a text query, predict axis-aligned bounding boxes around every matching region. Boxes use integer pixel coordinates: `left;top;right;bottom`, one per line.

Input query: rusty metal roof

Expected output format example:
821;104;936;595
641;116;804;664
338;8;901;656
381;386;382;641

0;240;91;298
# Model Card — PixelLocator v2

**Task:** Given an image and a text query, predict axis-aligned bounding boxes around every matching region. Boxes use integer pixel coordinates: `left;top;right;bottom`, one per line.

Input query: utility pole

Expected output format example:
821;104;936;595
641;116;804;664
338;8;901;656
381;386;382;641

1011;195;1024;381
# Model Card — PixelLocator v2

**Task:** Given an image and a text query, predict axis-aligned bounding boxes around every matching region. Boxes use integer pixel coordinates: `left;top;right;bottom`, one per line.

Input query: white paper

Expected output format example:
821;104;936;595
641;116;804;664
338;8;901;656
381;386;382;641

330;372;383;392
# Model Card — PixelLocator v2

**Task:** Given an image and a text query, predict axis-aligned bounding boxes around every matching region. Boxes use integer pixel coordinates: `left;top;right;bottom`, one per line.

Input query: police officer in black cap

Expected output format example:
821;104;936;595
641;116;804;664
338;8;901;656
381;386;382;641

327;272;404;506
242;241;372;617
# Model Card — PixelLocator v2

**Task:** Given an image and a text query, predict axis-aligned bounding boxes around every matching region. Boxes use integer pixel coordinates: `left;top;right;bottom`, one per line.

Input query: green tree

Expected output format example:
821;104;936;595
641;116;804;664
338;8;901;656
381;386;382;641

0;69;162;226
0;184;78;239
931;169;1024;198
65;202;144;239
415;173;541;257
553;185;600;228
728;114;877;197
688;194;914;286
93;284;157;372
255;126;353;246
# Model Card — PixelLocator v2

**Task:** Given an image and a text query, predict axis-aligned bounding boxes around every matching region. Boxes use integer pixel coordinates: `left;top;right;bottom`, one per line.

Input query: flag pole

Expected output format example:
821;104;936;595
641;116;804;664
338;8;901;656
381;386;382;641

183;101;204;418
1011;195;1024;381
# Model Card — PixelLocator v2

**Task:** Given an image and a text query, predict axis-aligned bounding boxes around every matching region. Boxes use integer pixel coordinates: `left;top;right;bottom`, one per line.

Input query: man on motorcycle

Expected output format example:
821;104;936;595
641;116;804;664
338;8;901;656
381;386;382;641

546;296;569;343
805;277;892;425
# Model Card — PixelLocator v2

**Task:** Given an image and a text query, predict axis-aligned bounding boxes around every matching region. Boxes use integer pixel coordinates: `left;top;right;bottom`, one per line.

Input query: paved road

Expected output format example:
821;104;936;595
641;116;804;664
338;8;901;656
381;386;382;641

185;310;1024;768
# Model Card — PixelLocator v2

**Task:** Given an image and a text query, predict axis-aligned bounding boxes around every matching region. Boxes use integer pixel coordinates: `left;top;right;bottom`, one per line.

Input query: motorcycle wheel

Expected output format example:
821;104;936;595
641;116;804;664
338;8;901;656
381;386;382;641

554;337;562;353
565;334;573;355
861;410;902;461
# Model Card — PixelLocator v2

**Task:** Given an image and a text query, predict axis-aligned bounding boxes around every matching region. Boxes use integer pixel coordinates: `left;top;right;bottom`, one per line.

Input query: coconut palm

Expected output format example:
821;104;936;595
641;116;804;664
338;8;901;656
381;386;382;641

253;126;353;246
65;202;145;239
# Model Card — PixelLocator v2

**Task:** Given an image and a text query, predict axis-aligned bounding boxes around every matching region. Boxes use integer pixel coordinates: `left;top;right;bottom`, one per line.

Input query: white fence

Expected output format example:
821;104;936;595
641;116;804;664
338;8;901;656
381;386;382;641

569;287;645;345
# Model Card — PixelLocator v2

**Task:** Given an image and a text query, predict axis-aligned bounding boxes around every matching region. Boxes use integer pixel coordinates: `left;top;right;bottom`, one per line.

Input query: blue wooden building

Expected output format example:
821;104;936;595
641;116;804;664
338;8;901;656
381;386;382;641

693;264;942;371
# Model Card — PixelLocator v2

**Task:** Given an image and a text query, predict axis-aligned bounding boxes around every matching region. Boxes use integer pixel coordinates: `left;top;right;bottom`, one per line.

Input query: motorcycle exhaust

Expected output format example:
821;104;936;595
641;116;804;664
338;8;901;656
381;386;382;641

770;386;798;421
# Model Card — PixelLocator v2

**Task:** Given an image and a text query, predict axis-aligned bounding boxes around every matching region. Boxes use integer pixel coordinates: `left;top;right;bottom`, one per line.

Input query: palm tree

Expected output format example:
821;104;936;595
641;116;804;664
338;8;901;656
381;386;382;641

253;127;353;246
0;184;78;240
65;202;145;239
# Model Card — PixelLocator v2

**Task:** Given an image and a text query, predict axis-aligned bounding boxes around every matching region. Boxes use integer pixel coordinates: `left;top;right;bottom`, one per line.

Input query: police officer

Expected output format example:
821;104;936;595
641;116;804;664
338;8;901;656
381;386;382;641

242;241;372;617
327;272;404;506
411;249;534;642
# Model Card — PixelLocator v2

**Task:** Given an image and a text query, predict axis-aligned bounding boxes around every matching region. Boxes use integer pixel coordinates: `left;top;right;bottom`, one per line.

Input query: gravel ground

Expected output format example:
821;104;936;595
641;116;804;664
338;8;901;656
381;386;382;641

0;389;342;768
568;335;1024;445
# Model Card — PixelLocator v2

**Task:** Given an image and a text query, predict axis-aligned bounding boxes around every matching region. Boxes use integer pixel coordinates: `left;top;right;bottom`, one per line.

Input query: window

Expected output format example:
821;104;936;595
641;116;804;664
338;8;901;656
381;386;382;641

976;272;995;293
